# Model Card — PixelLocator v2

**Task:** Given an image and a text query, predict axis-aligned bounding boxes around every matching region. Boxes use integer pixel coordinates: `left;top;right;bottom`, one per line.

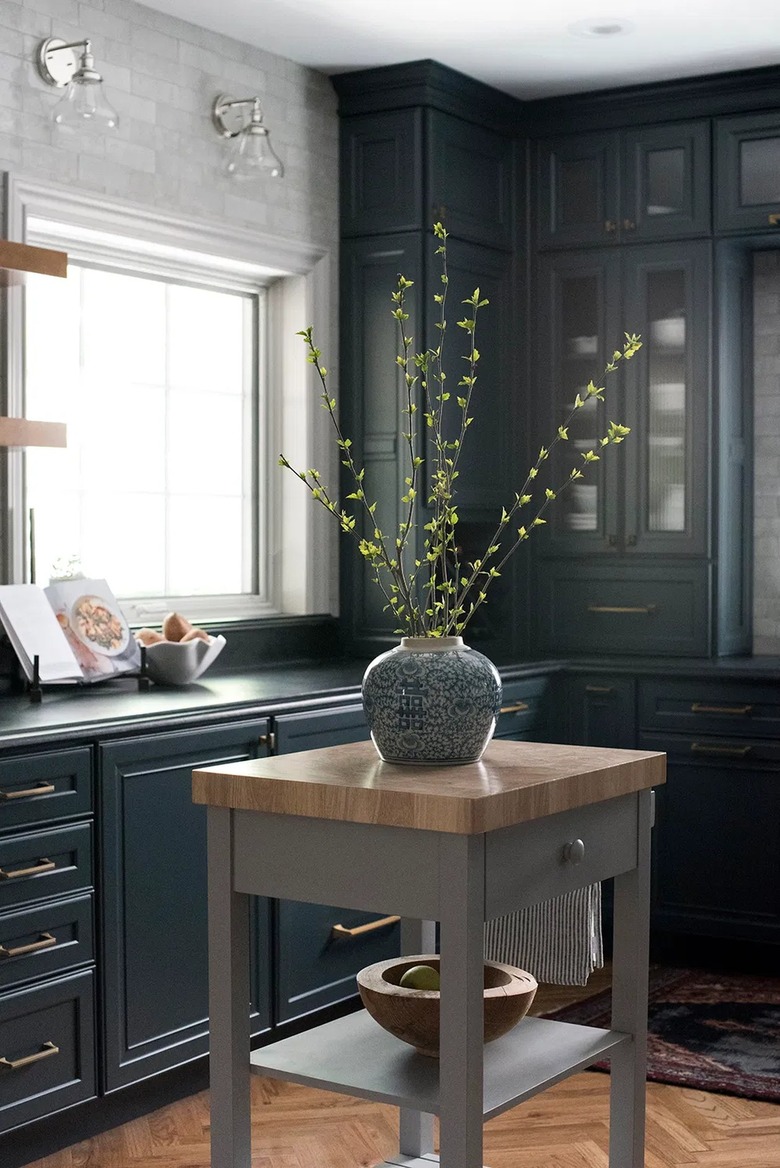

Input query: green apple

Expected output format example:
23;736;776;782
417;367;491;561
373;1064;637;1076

399;964;441;990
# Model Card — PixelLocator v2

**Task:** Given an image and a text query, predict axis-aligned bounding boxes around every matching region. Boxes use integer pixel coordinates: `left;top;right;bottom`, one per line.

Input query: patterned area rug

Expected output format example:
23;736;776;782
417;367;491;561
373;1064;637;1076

542;965;780;1102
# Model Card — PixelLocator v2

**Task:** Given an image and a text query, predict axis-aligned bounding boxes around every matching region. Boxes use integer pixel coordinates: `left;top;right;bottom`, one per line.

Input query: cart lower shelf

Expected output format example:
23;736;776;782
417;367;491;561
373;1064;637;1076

249;1009;629;1119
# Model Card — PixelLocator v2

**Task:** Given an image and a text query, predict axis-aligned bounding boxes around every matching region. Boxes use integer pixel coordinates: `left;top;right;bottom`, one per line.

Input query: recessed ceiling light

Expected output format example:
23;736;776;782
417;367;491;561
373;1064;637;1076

568;17;635;37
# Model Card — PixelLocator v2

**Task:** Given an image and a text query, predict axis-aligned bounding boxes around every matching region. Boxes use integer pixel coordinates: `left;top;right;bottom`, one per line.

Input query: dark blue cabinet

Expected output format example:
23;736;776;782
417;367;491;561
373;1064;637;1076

566;674;636;749
537;122;710;249
715;111;780;233
99;720;270;1091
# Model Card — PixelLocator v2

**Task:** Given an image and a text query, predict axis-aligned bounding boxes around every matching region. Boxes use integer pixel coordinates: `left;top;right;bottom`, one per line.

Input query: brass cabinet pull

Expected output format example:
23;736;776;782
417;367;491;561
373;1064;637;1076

623;218;636;231
0;1041;59;1072
587;604;657;615
331;914;400;939
585;685;614;694
499;701;529;714
691;703;752;716
0;858;56;881
0;782;55;801
0;932;56;960
769;212;780;226
604;219;617;233
690;742;752;757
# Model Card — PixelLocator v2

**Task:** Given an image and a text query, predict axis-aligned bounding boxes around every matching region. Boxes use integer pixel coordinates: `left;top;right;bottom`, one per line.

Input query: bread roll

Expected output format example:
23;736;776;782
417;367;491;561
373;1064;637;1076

162;612;192;642
181;627;210;643
135;628;165;646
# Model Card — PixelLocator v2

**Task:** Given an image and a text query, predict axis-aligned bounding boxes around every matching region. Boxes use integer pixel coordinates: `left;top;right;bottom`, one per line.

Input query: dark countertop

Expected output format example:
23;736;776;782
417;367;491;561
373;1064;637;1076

0;652;777;752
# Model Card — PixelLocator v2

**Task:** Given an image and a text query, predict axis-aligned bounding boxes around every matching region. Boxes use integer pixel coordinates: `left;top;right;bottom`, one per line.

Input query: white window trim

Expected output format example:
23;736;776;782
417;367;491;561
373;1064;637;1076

3;175;337;622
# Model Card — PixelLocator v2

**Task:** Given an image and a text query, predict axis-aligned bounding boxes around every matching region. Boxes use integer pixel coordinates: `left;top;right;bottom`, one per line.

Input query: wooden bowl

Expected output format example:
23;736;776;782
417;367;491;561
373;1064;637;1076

357;954;537;1058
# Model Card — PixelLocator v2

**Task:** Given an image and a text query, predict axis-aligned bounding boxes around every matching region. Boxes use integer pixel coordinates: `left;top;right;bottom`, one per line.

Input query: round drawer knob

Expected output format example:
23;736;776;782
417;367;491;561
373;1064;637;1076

563;838;585;865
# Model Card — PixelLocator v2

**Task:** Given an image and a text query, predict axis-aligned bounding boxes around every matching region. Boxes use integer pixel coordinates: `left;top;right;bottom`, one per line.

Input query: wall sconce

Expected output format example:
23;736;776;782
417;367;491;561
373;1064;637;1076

212;95;284;180
37;38;119;132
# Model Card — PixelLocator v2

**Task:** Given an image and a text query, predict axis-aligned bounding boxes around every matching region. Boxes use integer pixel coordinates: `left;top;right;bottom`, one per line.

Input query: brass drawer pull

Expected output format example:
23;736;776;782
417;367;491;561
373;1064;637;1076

587;604;656;615
0;1041;59;1072
0;858;56;881
769;212;780;226
0;932;57;960
499;701;529;714
331;914;400;939
0;782;55;801
585;685;614;694
690;742;752;757
691;702;752;716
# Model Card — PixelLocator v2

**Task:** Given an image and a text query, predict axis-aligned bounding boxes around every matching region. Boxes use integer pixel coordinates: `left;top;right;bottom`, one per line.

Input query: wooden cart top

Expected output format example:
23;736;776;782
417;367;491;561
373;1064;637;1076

192;738;665;835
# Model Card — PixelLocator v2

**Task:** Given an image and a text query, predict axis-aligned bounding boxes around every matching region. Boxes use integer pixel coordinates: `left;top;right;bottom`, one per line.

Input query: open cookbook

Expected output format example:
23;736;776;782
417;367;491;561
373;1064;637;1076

0;578;141;684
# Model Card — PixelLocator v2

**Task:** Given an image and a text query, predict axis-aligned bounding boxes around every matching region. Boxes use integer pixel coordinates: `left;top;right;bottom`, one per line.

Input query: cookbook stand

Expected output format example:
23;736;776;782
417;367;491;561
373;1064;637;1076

26;647;152;703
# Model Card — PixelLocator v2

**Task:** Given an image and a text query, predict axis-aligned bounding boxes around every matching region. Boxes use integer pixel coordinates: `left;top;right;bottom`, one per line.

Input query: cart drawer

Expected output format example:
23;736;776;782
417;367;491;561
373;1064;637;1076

0;969;95;1133
0;749;92;834
0;824;92;914
0;894;93;993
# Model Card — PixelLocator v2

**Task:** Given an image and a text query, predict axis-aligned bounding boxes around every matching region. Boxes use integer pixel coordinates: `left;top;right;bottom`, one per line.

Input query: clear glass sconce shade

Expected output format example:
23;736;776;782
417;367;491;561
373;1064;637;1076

52;75;119;132
225;124;284;180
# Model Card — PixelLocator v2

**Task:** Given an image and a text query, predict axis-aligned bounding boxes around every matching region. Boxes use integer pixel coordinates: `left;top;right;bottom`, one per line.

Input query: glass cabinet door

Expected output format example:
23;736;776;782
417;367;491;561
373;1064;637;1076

622;122;711;241
716;112;780;232
622;241;710;556
535;251;622;555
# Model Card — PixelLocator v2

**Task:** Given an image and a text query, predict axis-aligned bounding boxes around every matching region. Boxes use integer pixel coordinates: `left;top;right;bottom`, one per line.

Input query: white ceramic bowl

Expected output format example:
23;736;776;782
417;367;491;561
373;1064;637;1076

140;635;226;686
569;335;598;356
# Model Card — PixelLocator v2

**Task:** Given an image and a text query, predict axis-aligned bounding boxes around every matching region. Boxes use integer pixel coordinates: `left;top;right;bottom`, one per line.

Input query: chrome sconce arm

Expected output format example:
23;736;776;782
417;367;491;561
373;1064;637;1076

212;95;284;180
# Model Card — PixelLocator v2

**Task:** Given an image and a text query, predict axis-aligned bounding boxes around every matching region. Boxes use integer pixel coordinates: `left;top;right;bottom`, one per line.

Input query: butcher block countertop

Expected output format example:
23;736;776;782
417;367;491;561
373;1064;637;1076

192;737;666;834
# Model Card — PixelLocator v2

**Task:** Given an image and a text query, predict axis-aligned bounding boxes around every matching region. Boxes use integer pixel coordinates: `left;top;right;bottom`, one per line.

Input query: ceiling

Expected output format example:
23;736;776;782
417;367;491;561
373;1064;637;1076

136;0;780;100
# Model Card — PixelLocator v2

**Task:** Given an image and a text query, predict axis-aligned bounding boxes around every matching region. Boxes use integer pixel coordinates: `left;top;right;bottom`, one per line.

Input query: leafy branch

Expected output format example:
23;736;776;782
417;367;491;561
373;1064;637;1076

280;224;641;638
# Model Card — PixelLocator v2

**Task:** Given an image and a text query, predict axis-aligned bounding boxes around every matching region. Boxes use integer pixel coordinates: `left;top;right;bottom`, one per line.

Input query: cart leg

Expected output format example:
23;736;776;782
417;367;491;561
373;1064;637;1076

609;788;653;1168
208;808;251;1168
438;833;486;1168
398;919;437;1159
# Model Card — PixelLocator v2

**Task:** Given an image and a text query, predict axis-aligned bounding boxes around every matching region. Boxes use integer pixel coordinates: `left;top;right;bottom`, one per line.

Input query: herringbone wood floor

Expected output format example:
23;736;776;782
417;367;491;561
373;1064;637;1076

27;968;780;1168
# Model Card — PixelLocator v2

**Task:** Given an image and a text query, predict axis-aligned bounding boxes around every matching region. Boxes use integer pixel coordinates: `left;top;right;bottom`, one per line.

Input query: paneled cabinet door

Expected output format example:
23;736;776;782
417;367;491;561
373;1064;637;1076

427;109;514;251
340;109;424;237
273;705;400;1025
99;720;270;1092
566;675;637;748
716;111;780;233
642;734;780;944
339;233;424;654
538;122;710;249
429;235;517;512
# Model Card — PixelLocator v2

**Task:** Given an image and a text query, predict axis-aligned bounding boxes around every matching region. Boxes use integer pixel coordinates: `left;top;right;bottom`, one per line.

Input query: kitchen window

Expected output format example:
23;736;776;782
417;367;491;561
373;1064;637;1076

6;180;336;625
25;253;264;620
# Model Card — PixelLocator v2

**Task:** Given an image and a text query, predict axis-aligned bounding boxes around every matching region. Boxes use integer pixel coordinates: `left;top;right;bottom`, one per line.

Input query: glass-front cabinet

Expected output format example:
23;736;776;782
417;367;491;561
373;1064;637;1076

716;111;780;232
535;241;710;558
537;121;710;249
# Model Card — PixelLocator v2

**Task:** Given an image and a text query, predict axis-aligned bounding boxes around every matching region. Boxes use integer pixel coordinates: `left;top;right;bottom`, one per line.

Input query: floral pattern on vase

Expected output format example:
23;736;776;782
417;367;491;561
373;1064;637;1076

361;636;502;765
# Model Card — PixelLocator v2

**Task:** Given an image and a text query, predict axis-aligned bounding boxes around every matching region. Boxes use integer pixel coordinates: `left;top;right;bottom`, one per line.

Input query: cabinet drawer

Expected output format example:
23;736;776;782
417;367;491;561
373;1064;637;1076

639;730;780;767
536;562;709;657
277;902;400;1024
639;678;780;738
0;824;92;914
0;894;93;993
486;792;641;917
0;749;91;833
495;677;550;739
0;969;95;1134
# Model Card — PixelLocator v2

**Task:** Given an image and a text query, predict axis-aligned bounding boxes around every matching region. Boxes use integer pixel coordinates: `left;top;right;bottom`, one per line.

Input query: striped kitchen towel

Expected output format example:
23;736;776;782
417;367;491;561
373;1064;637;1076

484;883;603;985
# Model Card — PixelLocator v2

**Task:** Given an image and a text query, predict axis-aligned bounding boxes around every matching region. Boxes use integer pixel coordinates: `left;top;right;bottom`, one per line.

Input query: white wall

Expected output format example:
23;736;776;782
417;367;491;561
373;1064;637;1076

753;251;780;653
0;0;338;245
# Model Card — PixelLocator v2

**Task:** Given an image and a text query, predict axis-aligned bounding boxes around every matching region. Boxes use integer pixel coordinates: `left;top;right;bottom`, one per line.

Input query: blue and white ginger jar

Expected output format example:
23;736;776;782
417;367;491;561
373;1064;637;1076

362;636;502;765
